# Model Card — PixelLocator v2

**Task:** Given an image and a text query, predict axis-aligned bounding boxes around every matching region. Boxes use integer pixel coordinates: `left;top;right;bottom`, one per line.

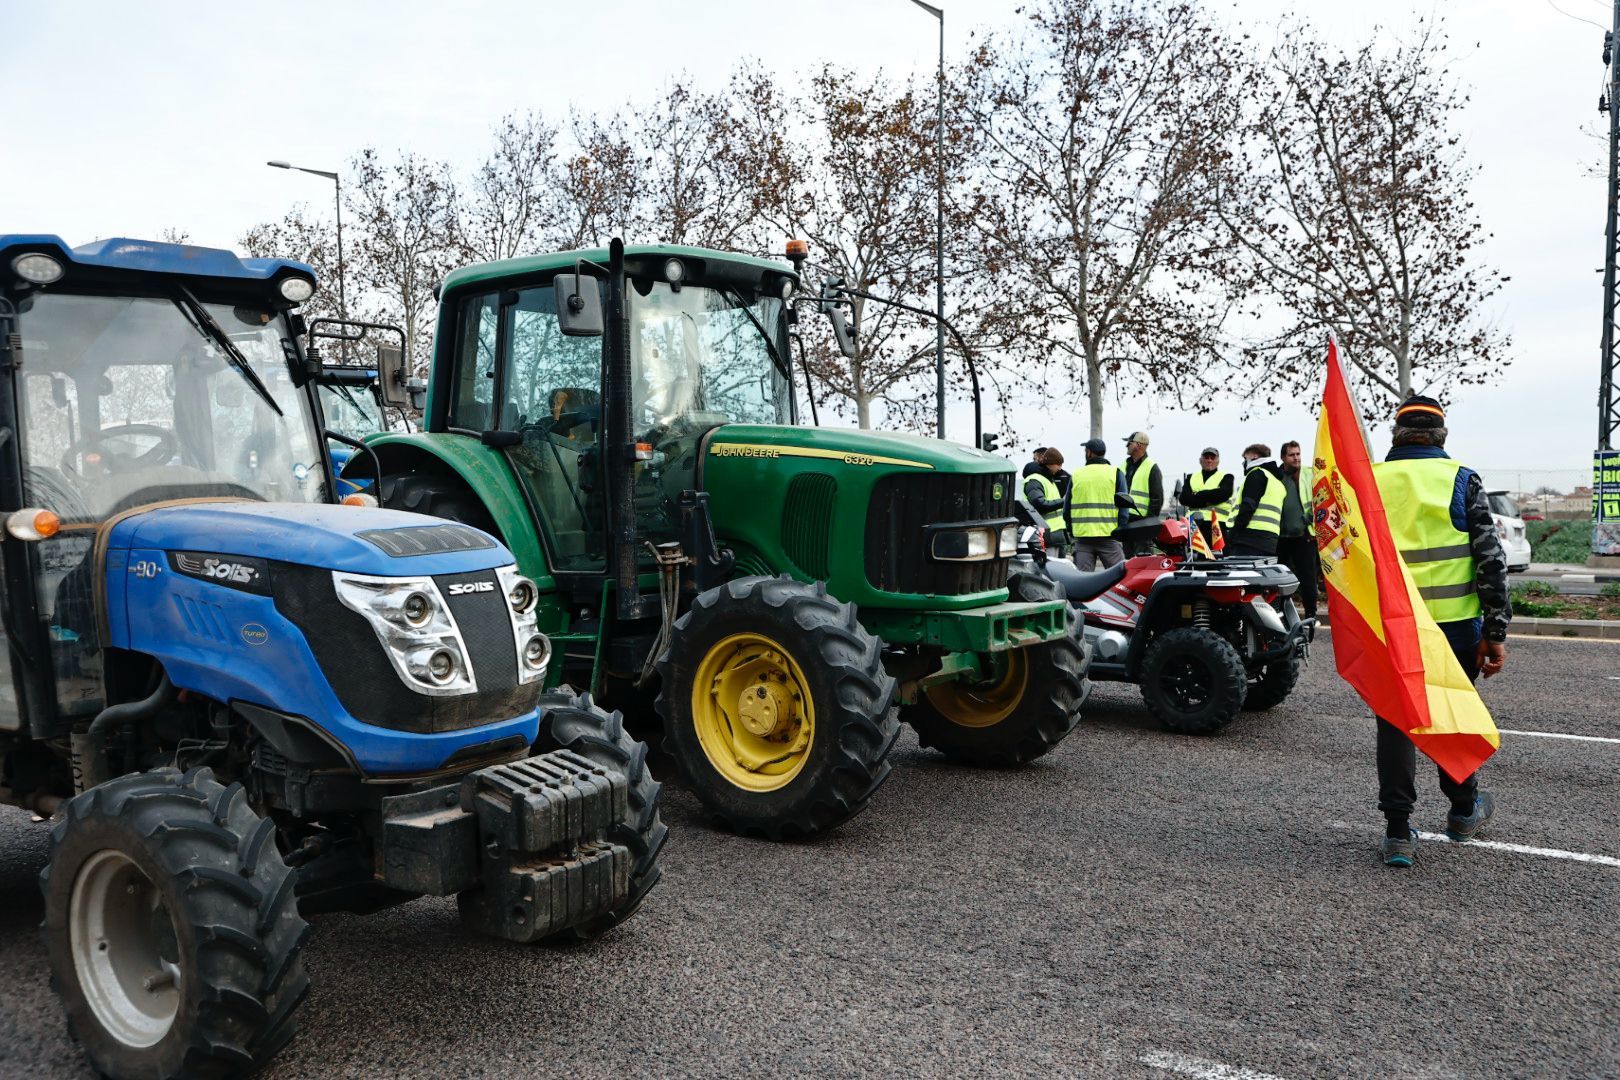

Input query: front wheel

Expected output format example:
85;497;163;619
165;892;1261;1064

901;565;1090;766
1139;627;1249;735
656;576;900;841
41;767;309;1079
534;690;668;943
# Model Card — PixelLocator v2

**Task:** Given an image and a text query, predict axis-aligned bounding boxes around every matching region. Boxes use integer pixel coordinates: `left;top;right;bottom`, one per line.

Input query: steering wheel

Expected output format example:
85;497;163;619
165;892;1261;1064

61;424;179;476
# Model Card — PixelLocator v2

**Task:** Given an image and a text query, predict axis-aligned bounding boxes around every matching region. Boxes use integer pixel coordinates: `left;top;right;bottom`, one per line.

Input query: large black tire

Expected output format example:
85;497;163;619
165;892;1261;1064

1139;627;1249;735
41;767;309;1079
1243;653;1301;712
901;564;1090;766
534;690;668;944
656;576;899;841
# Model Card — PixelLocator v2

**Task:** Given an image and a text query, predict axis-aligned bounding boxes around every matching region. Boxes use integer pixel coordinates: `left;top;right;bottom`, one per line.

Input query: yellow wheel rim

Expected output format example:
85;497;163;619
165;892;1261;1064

923;651;1030;729
690;632;816;793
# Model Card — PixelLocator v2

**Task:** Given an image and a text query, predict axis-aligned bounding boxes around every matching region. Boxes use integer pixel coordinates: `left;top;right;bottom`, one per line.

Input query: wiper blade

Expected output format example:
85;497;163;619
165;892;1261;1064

170;286;283;417
725;289;791;382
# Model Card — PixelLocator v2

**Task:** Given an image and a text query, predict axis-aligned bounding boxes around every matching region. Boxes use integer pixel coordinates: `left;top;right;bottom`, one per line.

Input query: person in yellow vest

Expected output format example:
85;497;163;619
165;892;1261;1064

1119;430;1163;555
1180;446;1235;548
1067;438;1132;570
1226;443;1287;557
1370;395;1510;867
1022;448;1071;558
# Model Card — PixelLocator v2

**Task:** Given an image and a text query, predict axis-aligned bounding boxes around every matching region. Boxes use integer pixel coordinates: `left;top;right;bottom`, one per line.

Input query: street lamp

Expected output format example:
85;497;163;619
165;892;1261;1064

267;160;345;326
907;0;946;441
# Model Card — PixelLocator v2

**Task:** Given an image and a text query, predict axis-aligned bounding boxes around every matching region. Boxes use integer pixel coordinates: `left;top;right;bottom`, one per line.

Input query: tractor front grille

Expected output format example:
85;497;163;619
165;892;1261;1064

864;471;1014;596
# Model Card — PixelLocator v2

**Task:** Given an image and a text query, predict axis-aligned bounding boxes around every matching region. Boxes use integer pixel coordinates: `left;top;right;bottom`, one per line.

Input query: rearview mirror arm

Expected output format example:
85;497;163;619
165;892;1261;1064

820;283;984;449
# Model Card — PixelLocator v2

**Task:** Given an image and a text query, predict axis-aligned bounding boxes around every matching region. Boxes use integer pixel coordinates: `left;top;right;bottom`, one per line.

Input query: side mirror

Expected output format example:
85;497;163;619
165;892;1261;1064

824;304;858;359
376;344;410;409
554;275;604;337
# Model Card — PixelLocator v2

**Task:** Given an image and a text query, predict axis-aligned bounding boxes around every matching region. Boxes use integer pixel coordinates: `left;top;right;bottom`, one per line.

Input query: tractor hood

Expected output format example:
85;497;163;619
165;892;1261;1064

706;424;1008;474
104;501;511;577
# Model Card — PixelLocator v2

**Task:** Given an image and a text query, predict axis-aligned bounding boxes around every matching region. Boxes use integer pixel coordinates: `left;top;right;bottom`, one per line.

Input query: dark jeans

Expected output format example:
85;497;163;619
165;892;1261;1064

1276;534;1318;615
1376;617;1482;822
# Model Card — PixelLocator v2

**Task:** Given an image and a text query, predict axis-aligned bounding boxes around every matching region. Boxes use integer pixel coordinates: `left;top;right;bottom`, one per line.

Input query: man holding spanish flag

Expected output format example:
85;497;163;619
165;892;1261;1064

1313;343;1510;868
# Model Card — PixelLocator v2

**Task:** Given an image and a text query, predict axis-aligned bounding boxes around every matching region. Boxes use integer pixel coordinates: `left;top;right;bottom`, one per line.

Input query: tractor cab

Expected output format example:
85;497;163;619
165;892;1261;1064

0;236;330;730
411;245;796;573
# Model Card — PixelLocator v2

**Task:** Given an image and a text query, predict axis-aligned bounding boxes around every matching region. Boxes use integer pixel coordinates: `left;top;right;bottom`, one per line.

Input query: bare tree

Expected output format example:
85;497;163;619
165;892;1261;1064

1221;21;1510;412
347;149;463;367
965;0;1247;439
462;111;561;263
731;65;979;430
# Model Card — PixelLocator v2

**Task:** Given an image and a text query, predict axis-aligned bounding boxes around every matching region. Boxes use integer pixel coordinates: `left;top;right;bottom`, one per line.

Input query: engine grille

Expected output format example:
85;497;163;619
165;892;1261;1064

864;472;1014;596
271;563;539;735
781;473;836;579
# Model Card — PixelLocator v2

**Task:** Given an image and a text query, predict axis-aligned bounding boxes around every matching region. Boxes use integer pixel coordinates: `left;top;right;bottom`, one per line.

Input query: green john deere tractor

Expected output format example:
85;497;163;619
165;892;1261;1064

354;239;1089;839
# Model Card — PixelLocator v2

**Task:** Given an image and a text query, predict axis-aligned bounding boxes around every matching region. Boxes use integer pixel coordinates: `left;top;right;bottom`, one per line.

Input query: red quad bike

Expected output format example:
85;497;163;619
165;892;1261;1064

1025;515;1316;734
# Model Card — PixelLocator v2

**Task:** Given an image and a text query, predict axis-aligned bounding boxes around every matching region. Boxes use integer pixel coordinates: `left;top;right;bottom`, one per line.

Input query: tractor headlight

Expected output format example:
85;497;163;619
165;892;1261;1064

495;565;548;684
332;573;477;696
663;258;685;285
931;527;997;562
998;524;1019;557
11;252;64;285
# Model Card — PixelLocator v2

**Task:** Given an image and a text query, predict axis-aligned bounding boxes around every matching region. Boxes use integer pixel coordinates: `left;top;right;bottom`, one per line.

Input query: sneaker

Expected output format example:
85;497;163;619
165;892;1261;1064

1381;828;1418;868
1445;792;1496;842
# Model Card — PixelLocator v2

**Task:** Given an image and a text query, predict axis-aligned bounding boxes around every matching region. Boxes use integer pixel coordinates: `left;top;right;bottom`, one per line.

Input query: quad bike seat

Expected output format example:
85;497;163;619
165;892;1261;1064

1044;558;1127;602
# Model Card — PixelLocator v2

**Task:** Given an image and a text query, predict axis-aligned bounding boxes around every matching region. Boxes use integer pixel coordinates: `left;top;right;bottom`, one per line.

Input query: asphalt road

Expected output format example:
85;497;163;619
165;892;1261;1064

2;635;1617;1079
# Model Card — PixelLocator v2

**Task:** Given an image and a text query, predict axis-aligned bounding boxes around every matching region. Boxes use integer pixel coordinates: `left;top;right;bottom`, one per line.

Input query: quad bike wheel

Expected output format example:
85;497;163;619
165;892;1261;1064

1139;626;1249;735
1244;596;1304;712
41;767;308;1079
657;575;899;840
535;690;669;943
901;564;1090;766
1243;652;1302;712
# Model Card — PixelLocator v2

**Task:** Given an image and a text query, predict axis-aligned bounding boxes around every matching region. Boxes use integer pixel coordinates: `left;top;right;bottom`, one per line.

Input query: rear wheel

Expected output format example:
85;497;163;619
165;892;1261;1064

535;690;668;943
1139;627;1248;735
1243;653;1301;711
657;576;899;840
901;565;1089;766
42;768;308;1079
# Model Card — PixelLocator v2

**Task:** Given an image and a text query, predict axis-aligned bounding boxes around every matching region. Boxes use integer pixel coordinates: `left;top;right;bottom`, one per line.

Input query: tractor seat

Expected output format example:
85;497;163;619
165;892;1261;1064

1043;558;1128;602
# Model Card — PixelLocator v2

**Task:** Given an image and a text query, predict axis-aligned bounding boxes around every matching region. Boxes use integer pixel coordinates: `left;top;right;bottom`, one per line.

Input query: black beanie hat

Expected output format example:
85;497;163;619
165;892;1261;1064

1395;395;1445;429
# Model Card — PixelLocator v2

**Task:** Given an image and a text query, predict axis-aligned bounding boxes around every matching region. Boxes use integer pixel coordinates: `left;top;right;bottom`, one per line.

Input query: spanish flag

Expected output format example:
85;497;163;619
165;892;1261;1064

1312;341;1499;782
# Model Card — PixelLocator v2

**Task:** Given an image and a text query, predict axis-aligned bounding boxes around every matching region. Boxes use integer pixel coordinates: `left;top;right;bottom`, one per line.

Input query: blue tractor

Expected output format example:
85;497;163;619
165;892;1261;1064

0;236;666;1078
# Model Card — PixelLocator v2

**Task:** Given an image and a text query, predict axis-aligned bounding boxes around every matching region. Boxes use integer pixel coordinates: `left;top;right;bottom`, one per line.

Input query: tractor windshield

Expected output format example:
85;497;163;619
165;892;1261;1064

12;291;322;719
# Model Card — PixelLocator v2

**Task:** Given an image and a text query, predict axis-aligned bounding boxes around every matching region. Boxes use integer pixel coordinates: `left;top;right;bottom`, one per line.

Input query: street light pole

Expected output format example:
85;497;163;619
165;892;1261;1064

267;160;345;326
908;0;947;442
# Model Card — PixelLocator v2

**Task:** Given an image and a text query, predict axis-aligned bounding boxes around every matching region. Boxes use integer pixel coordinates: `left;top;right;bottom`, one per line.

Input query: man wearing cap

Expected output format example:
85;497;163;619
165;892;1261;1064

1023;448;1072;558
1371;395;1510;867
1120;431;1163;555
1226;444;1287;557
1067;439;1132;570
1181;447;1236;548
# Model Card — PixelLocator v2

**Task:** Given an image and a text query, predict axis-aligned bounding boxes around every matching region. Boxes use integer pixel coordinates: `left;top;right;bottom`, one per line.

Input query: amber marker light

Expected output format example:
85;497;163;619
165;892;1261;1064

6;509;60;541
341;493;379;507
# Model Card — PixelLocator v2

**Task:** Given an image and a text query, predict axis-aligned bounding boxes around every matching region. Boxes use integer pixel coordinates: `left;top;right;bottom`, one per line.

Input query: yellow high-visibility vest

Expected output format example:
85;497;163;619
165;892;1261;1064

1068;463;1119;538
1373;457;1482;622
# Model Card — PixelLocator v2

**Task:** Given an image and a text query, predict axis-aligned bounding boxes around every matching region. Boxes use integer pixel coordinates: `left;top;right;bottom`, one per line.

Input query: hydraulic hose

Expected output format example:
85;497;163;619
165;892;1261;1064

77;671;174;791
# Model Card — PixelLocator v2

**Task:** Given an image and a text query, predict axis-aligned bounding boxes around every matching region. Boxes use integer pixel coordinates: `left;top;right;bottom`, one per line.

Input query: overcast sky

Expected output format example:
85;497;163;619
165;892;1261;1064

1;0;1606;492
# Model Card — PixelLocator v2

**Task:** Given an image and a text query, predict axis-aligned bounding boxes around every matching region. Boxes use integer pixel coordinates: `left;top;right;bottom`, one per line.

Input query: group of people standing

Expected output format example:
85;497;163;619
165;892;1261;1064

1019;432;1318;615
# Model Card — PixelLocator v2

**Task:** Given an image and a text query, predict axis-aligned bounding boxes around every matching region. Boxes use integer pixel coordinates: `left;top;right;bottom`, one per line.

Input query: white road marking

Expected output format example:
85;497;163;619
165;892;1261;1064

1328;822;1620;869
1499;727;1620;745
1139;1051;1291;1080
1410;831;1620;868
